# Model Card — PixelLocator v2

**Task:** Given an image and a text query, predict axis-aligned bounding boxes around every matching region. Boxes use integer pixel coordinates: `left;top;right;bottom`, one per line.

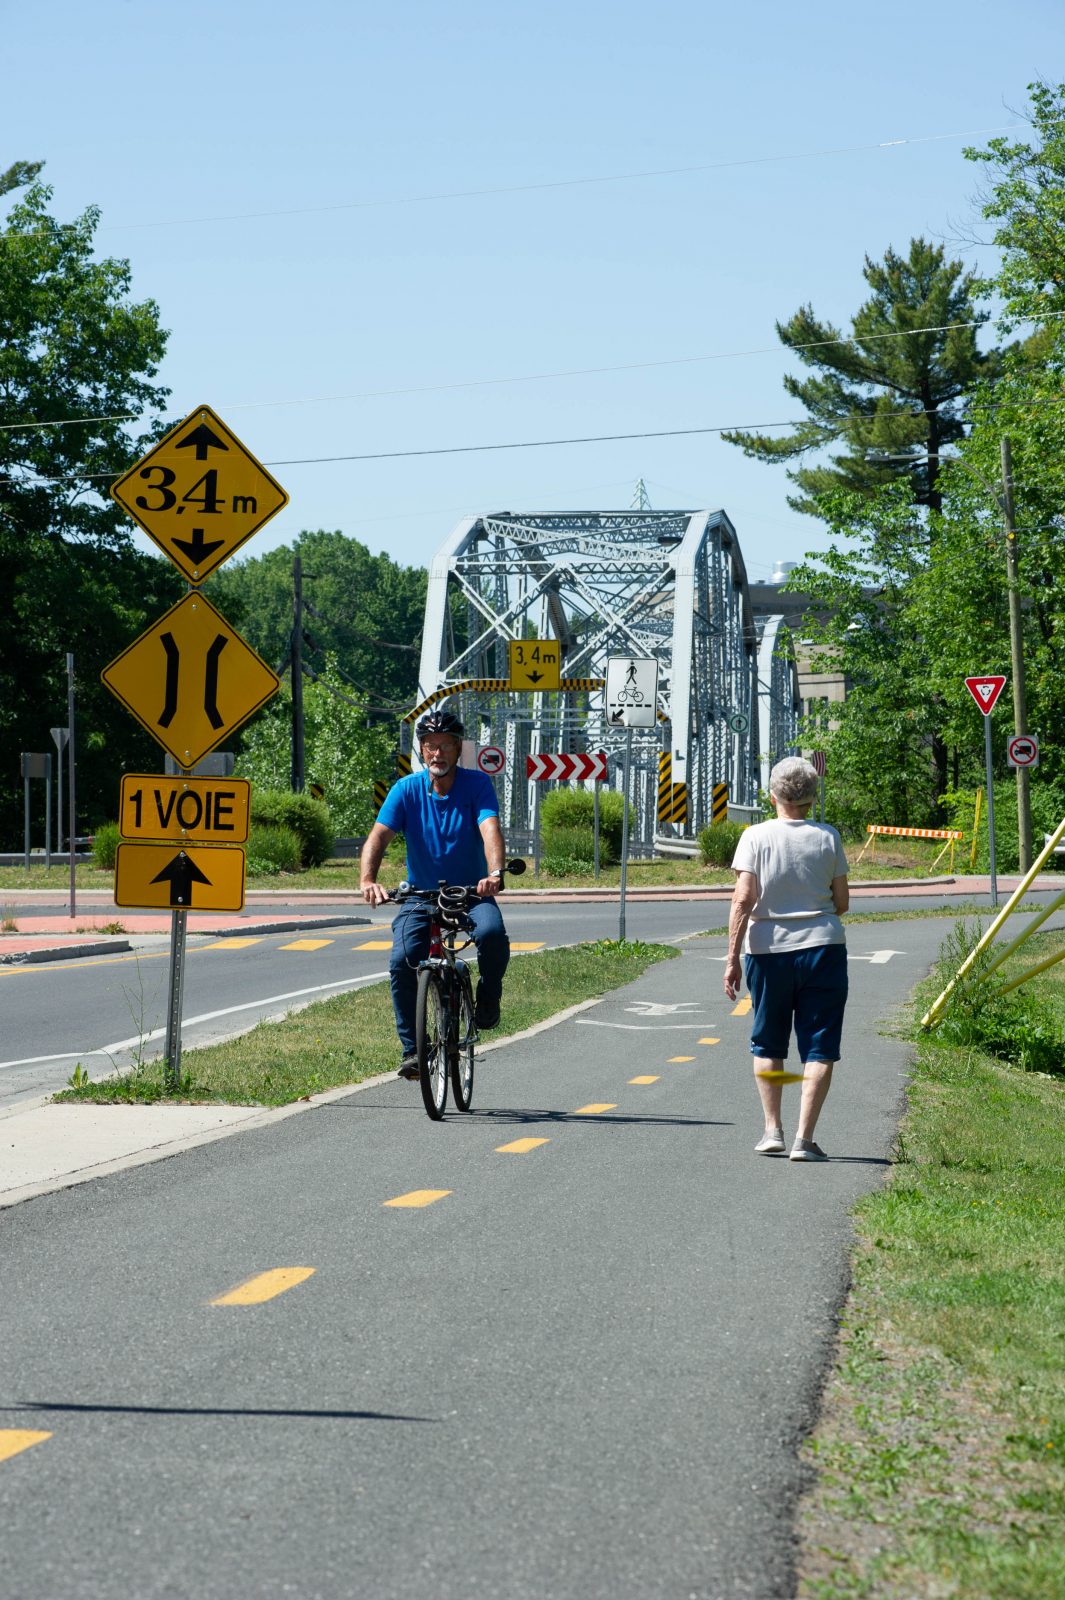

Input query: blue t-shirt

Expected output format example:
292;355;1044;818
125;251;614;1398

377;767;500;888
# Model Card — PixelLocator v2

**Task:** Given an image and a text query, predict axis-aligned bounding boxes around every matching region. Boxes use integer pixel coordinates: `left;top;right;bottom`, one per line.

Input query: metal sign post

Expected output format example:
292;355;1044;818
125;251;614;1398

965;676;1007;910
618;728;633;940
50;727;69;851
163;905;189;1091
593;779;601;881
67;654;77;917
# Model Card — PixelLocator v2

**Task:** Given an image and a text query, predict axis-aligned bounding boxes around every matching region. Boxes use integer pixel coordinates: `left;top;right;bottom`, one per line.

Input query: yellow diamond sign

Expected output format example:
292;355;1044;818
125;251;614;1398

102;592;279;769
111;403;289;584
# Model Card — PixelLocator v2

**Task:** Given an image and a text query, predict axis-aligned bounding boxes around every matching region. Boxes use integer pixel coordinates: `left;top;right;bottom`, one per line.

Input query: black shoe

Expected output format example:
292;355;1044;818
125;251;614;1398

474;1001;500;1030
397;1054;419;1080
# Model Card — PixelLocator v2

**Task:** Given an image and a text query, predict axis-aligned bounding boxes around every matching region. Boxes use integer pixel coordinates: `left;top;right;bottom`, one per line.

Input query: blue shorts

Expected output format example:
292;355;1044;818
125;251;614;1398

744;944;848;1063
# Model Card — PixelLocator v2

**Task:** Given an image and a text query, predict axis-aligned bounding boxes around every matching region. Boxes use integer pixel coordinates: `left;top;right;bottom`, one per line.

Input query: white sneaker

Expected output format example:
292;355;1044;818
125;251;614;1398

790;1139;828;1162
755;1128;786;1155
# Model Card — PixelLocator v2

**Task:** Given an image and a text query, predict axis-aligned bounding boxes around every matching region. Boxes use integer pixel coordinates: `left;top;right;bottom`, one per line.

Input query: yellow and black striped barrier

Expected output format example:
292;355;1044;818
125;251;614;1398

396;751;412;776
711;783;728;825
372;778;389;812
657;754;689;825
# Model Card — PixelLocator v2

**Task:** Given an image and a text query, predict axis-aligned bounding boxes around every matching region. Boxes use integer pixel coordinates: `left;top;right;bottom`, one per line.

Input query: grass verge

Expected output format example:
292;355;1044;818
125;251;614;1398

55;938;678;1108
797;931;1065;1599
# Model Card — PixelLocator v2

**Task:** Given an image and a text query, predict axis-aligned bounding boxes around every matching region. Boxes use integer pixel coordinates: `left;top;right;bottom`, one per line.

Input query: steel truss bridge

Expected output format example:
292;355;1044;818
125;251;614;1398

406;509;800;848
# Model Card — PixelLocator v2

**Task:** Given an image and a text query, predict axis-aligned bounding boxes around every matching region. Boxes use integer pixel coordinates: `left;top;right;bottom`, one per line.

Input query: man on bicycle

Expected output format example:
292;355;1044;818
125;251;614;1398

360;710;511;1079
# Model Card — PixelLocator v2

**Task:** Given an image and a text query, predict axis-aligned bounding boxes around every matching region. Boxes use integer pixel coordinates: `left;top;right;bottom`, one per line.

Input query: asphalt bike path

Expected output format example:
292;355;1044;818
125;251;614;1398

0;922;945;1599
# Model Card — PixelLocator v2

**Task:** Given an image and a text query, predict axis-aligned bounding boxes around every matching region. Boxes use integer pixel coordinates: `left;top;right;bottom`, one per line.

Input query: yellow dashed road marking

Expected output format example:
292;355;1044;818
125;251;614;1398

201;937;263;950
698;1036;721;1045
509;941;545;950
731;996;752;1016
629;1075;659;1084
211;1267;316;1306
280;939;335;951
354;940;393;950
495;1137;550;1154
574;1103;616;1115
0;1431;51;1464
667;1055;695;1063
384;1189;451;1208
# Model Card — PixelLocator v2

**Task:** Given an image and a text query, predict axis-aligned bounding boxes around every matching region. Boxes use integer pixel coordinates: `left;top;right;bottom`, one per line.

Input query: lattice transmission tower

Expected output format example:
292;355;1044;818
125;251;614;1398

407;509;799;846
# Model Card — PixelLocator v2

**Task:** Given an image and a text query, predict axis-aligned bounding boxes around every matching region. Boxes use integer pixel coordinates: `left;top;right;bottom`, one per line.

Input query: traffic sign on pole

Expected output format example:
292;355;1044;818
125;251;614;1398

114;843;246;912
726;711;750;735
118;774;251;844
101;592;280;769
1007;734;1039;770
605;657;659;727
526;752;608;782
509;639;560;690
477;745;506;776
964;675;1007;716
111;404;289;585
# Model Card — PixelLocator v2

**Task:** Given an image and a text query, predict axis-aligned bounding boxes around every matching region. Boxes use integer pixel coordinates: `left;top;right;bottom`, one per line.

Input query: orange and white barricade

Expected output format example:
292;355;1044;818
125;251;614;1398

855;824;964;871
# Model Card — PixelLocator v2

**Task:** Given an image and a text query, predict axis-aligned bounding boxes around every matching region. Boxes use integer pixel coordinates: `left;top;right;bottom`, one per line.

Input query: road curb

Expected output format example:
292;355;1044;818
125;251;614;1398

0;939;133;966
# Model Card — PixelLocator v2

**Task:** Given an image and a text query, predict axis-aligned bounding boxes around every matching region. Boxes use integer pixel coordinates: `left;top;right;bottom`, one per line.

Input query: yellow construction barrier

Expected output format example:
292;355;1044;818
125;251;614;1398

920;813;1065;1029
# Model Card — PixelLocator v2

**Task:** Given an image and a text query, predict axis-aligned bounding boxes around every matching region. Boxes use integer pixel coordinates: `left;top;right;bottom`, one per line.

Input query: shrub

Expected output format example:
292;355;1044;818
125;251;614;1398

246;823;302;876
698;821;745;867
251;789;335;867
540;786;625;865
943;780;1065;875
92;822;121;871
542;853;596;878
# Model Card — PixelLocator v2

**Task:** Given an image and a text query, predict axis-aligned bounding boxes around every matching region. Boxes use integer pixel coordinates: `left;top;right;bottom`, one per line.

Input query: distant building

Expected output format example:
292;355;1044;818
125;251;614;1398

749;560;848;728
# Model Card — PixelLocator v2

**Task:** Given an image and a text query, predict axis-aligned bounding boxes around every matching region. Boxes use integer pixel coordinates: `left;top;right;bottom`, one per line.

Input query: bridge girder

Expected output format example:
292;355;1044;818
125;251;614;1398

413;509;798;839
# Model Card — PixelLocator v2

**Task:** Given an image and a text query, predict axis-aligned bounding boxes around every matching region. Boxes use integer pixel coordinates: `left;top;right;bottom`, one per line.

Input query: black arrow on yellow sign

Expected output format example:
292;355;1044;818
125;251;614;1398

172;527;225;565
174;423;229;462
150;850;212;907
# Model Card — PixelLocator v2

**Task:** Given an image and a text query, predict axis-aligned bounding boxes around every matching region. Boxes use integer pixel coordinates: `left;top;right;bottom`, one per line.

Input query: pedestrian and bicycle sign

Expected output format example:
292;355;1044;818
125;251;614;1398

526;752;608;782
1007;734;1039;770
509;640;560;691
964;675;1007;715
119;774;251;843
111;404;289;585
114;843;246;911
102;592;279;769
605;656;659;727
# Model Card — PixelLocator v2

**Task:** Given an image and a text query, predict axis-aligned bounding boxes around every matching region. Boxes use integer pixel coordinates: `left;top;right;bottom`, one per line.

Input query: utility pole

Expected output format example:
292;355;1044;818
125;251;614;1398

291;553;305;793
1000;437;1032;871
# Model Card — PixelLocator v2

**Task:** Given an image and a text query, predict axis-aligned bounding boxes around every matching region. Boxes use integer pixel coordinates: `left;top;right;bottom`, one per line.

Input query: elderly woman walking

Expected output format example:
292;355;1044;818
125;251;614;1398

723;757;850;1162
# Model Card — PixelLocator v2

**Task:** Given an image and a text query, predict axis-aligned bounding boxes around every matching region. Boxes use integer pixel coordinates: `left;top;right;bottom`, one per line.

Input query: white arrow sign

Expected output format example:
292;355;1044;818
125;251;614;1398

850;950;904;964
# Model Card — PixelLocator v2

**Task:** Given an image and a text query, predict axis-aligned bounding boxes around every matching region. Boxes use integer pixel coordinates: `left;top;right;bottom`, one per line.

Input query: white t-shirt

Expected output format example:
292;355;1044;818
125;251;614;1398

732;819;849;954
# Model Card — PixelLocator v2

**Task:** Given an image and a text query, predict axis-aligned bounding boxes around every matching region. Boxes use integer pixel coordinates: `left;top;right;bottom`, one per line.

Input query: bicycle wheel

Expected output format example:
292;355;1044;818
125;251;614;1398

415;967;449;1119
449;971;476;1112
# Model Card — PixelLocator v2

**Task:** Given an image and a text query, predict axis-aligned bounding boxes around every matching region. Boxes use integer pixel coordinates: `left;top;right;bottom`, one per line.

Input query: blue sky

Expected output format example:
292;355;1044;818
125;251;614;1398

5;1;1062;581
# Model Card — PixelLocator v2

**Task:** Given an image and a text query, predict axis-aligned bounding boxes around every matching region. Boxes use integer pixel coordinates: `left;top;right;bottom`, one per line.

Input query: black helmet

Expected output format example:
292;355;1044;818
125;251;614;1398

415;709;465;742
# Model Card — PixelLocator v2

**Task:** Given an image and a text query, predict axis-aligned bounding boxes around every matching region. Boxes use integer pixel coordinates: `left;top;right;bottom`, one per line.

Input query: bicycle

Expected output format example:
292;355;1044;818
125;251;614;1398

390;859;525;1120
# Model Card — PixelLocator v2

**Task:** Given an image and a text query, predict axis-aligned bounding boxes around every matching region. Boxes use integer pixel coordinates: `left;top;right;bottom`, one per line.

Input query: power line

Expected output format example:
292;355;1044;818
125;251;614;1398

4;393;1063;489
5;310;1062;439
0;122;1020;242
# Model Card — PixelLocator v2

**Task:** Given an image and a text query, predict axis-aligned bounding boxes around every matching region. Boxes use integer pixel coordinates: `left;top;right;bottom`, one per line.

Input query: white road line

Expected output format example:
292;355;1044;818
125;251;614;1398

574;1020;720;1031
0;971;388;1073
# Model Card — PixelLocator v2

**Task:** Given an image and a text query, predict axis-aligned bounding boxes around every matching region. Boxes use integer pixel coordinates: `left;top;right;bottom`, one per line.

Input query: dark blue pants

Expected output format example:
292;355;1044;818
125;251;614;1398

388;898;510;1056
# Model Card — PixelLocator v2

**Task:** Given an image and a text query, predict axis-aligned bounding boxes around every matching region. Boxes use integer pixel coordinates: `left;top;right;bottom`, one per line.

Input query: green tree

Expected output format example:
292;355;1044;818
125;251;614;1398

723;238;1000;515
0;184;179;840
209;528;426;716
965;80;1065;326
234;661;395;836
0;159;43;197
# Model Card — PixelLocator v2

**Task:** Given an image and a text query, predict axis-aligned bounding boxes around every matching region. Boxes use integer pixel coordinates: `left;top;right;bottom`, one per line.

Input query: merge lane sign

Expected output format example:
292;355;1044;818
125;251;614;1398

111;404;289;584
509;640;560;691
114;843;246;912
119;775;251;844
606;656;659;727
102;592;279;769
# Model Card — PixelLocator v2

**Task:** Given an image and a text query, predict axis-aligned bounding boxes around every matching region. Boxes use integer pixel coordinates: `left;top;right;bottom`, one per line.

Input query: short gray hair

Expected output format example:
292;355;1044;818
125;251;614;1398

769;757;819;805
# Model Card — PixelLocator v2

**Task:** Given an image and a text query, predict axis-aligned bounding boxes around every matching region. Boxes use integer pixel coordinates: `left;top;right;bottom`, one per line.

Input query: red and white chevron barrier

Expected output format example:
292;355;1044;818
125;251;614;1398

526;751;608;782
866;825;962;840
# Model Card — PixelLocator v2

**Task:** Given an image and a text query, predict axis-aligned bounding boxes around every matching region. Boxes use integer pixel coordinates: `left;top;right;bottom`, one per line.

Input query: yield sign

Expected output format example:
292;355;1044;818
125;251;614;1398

101;592;279;768
111;404;289;584
964;675;1007;716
